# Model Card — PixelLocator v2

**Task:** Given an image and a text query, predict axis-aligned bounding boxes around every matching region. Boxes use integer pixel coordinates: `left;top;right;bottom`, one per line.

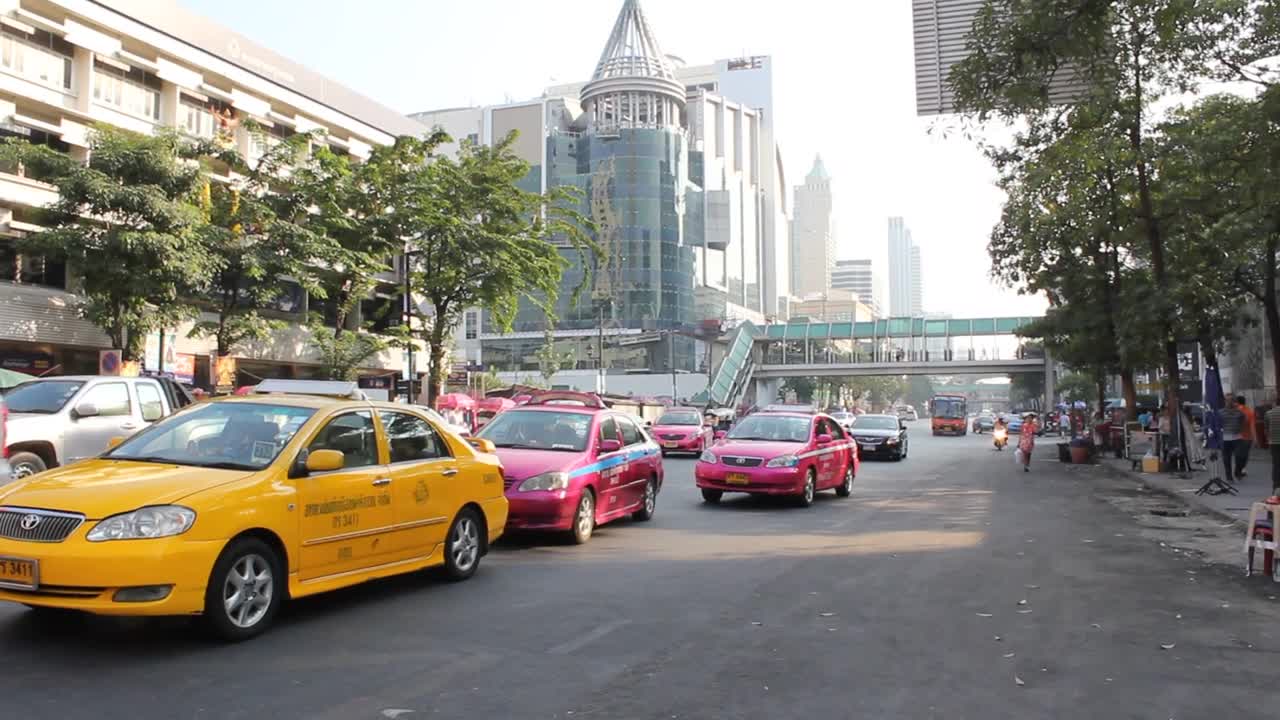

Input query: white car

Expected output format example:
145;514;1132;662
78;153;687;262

829;411;857;430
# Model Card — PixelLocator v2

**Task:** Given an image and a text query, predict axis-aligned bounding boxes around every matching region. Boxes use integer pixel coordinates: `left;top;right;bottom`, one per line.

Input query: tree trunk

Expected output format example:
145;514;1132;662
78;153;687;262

1120;368;1137;421
1265;234;1280;404
1126;32;1182;421
425;309;451;407
123;324;145;362
1096;371;1107;416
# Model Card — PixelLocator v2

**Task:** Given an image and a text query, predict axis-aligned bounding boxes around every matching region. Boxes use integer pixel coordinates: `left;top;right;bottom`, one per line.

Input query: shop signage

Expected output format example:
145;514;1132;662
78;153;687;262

99;350;123;376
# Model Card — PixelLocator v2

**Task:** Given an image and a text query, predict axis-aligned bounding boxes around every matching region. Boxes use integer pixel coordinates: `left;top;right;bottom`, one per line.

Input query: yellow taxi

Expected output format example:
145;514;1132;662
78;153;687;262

0;386;508;640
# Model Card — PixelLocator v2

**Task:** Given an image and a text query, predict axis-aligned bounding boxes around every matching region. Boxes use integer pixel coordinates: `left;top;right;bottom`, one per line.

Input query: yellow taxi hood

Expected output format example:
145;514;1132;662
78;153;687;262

0;459;255;519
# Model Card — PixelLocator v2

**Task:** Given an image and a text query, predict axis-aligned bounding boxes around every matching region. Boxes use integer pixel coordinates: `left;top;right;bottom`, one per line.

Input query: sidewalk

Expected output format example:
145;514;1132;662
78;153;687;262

1098;446;1276;525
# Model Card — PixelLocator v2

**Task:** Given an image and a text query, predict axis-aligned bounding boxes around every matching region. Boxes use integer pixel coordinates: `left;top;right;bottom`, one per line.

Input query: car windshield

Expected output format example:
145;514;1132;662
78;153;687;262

477;409;592;452
107;402;316;471
3;380;85;414
727;415;811;443
854;416;899;430
657;411;701;426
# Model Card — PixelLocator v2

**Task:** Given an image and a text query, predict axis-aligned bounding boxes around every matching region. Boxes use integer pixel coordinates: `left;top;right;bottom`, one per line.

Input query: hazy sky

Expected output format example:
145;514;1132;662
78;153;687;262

182;0;1047;318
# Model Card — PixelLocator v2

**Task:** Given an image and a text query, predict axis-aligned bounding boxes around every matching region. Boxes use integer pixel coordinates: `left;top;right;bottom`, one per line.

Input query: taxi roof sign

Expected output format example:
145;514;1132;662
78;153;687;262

253;379;368;400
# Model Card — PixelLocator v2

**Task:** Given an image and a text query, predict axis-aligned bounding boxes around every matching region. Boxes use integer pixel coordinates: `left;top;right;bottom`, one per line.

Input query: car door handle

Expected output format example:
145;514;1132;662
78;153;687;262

441;469;459;477
119;423;139;431
372;478;392;487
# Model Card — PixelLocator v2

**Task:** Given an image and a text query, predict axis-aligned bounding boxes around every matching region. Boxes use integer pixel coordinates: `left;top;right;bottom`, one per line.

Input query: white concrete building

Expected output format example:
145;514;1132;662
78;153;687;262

831;258;884;318
0;0;424;383
790;155;834;299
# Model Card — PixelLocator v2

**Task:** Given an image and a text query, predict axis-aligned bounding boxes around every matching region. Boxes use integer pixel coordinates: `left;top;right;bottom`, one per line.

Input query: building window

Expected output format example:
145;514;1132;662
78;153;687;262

465;311;478;340
0;26;72;91
247;122;293;166
0;237;65;289
92;61;161;120
180;96;233;140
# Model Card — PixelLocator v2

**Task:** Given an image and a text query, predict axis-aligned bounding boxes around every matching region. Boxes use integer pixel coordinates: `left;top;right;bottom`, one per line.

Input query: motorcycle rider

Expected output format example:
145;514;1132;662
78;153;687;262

993;415;1009;450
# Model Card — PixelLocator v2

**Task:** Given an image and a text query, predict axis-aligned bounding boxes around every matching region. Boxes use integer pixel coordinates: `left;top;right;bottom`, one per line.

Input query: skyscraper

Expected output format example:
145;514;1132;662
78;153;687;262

412;0;787;373
910;246;924;316
831;259;884;318
791;155;834;299
888;217;915;317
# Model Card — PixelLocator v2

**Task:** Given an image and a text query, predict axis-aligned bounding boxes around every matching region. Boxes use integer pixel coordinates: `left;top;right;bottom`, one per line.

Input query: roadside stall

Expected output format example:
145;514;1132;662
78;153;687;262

435;393;477;436
476;397;515;431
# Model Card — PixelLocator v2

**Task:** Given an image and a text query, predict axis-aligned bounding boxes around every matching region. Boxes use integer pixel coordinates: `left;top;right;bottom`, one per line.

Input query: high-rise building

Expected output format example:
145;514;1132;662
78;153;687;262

412;0;788;373
831;259;883;318
910;246;924;316
888;217;915;317
790;155;834;299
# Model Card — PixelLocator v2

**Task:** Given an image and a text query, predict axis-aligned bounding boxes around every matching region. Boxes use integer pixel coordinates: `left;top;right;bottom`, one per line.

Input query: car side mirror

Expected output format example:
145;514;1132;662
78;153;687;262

105;436;126;450
72;401;99;419
714;430;727;442
599;439;622;454
816;434;834;445
644;421;653;429
305;449;345;474
468;437;496;454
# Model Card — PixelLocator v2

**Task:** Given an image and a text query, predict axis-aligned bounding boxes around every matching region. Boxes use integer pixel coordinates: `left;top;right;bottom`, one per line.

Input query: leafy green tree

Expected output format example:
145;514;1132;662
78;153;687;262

1158;90;1280;383
307;317;388;381
1;127;213;360
190;125;332;356
950;0;1264;414
1057;371;1096;403
535;329;575;387
378;132;595;405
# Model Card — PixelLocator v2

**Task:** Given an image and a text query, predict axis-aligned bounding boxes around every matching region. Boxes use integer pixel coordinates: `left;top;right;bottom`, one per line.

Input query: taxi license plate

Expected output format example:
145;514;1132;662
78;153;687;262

726;473;750;485
664;441;680;449
0;556;38;590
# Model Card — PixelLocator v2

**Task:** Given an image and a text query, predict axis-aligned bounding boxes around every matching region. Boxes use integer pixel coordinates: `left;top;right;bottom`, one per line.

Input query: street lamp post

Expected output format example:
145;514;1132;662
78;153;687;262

403;248;417;404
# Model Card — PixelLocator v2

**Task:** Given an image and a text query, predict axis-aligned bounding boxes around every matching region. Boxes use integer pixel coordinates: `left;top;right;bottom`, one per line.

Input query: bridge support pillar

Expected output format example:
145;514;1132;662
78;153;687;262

754;377;781;407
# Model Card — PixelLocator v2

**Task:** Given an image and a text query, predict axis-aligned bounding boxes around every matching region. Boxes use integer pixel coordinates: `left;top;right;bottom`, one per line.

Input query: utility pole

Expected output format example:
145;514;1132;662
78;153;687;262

669;330;678;403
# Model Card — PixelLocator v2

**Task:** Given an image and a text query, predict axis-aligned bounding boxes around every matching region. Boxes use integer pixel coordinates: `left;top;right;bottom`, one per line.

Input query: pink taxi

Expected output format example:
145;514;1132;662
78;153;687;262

651;407;713;456
475;392;664;544
695;410;858;507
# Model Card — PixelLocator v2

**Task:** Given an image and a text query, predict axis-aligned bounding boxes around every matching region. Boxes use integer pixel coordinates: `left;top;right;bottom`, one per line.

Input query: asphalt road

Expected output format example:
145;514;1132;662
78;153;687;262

3;427;1280;719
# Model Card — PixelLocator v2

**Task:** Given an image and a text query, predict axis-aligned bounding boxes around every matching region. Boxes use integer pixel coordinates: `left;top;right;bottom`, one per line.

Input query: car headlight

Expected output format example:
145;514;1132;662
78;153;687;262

699;450;718;463
766;455;799;468
87;506;196;542
518;472;570;492
886;438;900;445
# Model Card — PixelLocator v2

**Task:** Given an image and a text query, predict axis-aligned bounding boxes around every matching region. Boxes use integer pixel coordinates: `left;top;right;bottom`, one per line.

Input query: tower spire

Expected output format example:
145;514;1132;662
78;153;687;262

581;0;685;132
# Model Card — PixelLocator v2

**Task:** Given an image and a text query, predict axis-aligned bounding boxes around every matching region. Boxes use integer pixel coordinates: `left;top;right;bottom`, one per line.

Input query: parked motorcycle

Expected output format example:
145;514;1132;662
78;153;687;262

993;426;1008;451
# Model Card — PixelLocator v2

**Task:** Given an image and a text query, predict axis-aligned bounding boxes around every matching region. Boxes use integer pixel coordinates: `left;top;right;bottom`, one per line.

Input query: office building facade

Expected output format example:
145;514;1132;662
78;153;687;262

790;155;834;299
888;216;915;317
831;258;884;318
0;0;423;382
413;0;786;375
910;245;924;316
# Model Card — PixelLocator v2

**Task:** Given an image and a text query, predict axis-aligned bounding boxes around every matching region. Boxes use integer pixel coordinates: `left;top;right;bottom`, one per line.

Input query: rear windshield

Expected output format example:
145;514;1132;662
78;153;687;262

477;409;592;452
727;415;811;443
854;416;898;430
3;380;84;414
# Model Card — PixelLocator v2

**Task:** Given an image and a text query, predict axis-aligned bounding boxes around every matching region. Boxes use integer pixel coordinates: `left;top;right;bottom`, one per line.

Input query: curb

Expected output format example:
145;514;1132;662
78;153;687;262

1094;458;1247;528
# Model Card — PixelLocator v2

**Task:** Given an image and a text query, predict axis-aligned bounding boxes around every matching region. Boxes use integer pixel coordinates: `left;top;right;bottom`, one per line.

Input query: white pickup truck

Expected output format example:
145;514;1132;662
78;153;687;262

3;375;194;480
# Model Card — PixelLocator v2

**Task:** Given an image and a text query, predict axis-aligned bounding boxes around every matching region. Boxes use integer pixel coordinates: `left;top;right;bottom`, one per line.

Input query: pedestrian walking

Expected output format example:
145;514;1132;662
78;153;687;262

1267;398;1280;494
1220;395;1247;483
1019;412;1037;473
1236;396;1256;478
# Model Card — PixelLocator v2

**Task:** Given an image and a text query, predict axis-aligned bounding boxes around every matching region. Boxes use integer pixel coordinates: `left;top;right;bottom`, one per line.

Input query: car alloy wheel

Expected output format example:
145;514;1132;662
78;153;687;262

448;512;481;577
572;491;595;544
836;467;854;497
224;552;274;630
798;470;816;507
632;478;657;521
